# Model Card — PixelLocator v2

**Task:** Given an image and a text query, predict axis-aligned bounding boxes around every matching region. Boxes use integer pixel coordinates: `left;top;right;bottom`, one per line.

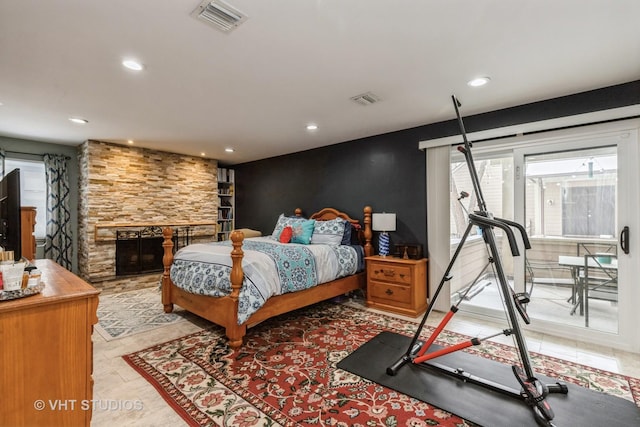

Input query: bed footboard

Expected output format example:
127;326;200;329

161;227;247;348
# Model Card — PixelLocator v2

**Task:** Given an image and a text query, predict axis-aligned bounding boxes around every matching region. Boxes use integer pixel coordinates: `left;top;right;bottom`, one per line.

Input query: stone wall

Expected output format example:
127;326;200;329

78;140;218;292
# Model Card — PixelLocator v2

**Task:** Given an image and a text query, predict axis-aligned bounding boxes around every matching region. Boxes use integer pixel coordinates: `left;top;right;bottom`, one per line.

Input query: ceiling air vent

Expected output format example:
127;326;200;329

191;0;248;33
350;92;381;106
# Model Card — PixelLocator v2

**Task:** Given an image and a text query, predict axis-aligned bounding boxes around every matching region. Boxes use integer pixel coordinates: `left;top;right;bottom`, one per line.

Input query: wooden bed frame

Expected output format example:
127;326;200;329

161;206;373;348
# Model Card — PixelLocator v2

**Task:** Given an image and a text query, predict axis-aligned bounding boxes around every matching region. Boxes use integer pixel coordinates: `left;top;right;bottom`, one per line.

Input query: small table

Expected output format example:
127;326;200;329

558;255;617;317
365;255;428;317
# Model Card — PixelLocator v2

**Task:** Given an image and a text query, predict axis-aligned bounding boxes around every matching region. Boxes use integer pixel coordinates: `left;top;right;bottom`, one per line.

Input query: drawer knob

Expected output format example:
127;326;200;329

385;288;393;296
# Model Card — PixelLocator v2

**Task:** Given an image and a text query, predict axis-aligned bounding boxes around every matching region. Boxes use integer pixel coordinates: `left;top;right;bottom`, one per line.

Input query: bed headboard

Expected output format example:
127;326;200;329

295;206;373;256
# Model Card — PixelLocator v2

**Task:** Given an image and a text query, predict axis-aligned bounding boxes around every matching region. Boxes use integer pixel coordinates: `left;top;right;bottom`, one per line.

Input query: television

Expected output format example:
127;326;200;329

0;168;22;259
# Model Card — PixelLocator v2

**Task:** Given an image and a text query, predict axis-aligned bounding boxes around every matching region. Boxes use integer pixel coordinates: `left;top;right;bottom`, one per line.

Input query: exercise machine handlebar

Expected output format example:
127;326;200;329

469;213;521;256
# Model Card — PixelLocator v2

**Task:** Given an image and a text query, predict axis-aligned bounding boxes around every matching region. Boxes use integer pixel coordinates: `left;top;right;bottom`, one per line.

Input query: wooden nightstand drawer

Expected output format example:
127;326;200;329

369;280;411;304
368;263;412;285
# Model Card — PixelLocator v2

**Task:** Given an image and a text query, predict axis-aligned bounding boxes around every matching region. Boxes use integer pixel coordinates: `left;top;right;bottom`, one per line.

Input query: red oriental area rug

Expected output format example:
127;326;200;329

123;301;640;426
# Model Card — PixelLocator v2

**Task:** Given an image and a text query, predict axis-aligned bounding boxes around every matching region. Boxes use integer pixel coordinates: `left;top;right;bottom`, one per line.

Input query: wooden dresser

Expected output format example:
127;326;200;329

20;206;37;260
366;255;428;317
0;260;100;426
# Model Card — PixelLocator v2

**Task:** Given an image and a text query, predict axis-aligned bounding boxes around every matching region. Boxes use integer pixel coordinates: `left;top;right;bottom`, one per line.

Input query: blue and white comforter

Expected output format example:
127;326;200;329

169;237;362;324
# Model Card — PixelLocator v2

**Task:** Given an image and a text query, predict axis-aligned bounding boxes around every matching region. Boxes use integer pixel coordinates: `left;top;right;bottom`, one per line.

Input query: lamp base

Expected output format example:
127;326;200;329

379;232;390;257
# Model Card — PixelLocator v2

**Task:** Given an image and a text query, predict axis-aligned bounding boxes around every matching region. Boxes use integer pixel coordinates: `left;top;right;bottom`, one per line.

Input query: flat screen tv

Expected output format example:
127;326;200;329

0;168;22;259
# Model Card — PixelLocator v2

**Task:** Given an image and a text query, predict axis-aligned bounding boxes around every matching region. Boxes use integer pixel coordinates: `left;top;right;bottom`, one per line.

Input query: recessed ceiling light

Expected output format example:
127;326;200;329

224;148;234;153
200;152;206;156
467;77;491;87
69;117;88;124
127;140;134;144
306;124;318;131
122;59;144;71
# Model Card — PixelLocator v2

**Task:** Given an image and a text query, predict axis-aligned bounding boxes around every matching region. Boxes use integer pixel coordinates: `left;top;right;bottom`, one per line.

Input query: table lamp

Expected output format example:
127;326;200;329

372;213;396;256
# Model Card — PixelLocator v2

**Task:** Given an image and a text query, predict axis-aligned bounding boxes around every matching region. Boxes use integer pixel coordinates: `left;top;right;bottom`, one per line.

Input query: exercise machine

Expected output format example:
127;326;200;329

386;96;568;426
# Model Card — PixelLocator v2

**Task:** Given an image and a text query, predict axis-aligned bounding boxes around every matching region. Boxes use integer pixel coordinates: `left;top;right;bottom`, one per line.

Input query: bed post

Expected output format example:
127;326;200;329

161;227;174;313
229;230;245;300
226;230;246;348
363;206;373;256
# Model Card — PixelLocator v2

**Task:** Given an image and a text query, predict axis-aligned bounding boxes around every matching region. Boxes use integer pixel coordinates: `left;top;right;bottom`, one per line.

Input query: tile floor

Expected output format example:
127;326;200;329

90;296;640;426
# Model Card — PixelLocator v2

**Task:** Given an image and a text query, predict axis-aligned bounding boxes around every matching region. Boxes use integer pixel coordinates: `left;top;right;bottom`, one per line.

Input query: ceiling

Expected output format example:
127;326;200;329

1;1;639;165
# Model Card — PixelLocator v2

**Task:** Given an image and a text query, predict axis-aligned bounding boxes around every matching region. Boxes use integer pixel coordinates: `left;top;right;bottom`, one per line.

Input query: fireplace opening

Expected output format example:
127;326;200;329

115;226;191;276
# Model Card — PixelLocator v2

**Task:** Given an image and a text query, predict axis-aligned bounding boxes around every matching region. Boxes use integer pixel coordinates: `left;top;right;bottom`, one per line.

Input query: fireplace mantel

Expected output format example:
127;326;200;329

94;221;216;241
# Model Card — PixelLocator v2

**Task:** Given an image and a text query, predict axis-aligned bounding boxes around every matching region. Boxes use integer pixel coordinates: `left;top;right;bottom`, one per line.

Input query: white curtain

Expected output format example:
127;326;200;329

425;145;452;312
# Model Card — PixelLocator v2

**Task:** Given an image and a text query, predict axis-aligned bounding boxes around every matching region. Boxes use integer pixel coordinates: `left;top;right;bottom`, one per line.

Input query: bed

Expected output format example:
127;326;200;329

161;206;373;348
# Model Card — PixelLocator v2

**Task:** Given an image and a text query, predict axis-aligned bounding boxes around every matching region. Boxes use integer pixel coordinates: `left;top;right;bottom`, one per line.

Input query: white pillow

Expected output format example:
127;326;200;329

311;218;346;245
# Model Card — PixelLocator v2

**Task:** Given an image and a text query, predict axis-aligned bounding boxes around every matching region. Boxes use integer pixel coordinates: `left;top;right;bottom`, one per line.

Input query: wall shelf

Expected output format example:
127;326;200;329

217;167;235;241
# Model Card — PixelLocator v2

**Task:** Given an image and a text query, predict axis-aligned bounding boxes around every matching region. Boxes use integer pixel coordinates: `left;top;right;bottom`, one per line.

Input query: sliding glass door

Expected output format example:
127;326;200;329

443;121;640;352
516;145;619;334
448;152;515;312
520;147;617;333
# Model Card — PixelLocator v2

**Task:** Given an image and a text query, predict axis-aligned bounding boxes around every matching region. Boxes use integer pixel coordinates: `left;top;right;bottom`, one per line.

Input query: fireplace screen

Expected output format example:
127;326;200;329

115;226;191;276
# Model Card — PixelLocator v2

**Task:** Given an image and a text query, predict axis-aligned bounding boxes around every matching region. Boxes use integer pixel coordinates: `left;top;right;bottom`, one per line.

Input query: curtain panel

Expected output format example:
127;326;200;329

43;154;73;270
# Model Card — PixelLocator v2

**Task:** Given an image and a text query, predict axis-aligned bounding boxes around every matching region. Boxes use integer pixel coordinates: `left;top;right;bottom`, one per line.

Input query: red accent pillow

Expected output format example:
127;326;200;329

279;226;293;243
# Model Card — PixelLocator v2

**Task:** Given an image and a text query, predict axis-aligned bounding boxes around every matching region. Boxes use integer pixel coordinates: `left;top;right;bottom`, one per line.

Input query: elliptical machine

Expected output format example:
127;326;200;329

386;96;568;426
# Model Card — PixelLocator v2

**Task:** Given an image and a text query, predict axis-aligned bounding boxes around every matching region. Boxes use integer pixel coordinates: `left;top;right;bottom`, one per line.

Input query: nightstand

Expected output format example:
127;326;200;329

365;255;428;317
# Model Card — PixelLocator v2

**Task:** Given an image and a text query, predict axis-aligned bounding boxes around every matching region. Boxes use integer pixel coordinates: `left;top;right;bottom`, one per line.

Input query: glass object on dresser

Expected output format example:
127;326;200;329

217;167;235;241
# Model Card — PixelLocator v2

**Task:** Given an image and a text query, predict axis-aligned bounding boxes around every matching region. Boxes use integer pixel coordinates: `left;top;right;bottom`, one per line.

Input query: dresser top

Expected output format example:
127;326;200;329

365;255;427;265
0;259;99;313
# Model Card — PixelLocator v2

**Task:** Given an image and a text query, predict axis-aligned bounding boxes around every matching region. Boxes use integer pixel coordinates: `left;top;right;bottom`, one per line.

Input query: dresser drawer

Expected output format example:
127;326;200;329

369;280;412;304
368;262;413;285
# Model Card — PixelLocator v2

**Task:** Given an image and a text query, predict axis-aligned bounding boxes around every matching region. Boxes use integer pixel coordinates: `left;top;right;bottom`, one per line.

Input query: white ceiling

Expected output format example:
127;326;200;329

1;0;639;165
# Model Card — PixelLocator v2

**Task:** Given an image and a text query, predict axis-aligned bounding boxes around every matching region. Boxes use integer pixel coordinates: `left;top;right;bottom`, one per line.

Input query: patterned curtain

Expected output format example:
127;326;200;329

44;154;73;270
0;149;5;177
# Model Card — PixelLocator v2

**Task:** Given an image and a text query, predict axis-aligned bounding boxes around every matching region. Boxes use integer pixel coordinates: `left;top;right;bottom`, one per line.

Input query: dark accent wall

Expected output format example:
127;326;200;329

233;132;427;253
233;80;640;256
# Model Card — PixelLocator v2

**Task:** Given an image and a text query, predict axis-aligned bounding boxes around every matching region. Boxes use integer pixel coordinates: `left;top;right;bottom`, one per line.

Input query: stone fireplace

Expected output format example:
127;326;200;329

78;140;219;293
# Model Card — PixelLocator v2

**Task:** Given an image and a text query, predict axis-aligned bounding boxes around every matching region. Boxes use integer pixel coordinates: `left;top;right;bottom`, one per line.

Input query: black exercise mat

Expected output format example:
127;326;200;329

337;331;640;427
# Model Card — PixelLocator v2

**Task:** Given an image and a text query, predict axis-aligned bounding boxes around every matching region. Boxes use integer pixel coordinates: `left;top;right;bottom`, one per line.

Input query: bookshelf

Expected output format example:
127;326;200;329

217;167;235;241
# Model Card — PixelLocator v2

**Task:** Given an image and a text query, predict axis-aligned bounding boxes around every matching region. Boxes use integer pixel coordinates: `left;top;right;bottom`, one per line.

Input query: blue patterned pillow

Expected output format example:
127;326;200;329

311;218;346;245
290;219;316;244
271;214;308;239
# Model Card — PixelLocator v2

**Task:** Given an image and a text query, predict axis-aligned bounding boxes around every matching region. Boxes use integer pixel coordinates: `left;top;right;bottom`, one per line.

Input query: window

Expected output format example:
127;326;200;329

524;147;617;238
4;159;47;239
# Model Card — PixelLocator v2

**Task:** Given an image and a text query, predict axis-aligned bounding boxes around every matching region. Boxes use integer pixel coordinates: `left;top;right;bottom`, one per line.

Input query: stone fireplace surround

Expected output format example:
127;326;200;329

78;140;219;294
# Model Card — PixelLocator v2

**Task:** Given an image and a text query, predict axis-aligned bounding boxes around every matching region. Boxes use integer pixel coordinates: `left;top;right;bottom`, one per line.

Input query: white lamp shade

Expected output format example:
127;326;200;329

372;213;396;232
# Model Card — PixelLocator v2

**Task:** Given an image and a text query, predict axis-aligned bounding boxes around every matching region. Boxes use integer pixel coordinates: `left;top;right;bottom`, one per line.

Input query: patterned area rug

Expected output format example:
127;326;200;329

95;287;197;341
123;301;640;426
